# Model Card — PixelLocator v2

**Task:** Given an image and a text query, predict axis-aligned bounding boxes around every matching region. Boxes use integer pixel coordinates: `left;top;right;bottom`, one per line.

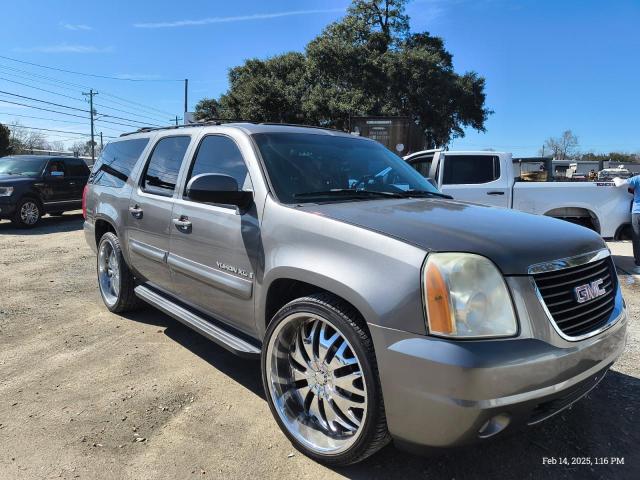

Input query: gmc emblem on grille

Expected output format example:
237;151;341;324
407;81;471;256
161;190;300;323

574;278;606;304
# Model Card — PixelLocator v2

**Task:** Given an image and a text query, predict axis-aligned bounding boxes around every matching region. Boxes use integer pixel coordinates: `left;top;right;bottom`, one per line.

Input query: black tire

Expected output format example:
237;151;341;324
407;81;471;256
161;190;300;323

96;232;144;313
261;293;390;466
48;211;65;216
11;197;42;228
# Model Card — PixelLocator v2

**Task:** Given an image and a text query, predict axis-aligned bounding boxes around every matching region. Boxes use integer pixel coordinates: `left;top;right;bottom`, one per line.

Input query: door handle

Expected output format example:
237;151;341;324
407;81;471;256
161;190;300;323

69;181;76;185
129;205;144;219
172;216;192;233
487;191;505;195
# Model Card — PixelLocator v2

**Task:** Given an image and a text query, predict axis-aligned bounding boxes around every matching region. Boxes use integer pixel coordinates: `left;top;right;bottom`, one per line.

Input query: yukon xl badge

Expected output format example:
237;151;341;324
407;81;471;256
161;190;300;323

574;278;606;304
216;261;254;280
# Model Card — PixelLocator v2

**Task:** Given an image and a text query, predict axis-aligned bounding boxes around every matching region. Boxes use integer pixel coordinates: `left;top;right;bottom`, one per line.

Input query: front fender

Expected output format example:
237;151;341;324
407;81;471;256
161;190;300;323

257;198;429;339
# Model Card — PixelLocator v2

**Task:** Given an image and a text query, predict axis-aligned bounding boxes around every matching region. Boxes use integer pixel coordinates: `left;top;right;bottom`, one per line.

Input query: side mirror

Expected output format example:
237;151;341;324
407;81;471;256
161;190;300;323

186;173;253;209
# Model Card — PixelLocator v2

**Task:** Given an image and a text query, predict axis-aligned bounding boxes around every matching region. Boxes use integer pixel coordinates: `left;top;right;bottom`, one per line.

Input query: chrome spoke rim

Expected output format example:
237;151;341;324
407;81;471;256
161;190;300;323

20;202;39;225
98;240;119;306
266;313;367;454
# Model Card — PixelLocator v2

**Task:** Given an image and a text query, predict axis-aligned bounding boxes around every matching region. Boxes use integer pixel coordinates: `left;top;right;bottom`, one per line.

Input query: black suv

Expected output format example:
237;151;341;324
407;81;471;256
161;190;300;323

0;155;90;227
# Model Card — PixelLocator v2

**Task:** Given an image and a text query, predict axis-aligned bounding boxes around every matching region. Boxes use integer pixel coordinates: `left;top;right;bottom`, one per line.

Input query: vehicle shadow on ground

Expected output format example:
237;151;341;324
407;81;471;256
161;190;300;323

0;213;84;235
121;308;264;398
122;307;639;480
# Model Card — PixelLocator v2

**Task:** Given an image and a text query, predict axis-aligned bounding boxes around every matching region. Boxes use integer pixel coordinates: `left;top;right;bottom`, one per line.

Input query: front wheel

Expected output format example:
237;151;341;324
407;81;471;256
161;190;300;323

262;293;390;466
11;198;41;228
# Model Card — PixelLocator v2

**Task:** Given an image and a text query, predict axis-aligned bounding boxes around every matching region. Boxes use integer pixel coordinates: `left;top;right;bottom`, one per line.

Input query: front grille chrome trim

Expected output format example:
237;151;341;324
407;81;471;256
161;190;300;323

529;248;623;341
528;248;610;275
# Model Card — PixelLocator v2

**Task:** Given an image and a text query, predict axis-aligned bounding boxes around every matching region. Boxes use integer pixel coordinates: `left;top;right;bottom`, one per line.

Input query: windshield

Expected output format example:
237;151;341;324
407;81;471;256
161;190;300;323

0;157;47;177
253;133;440;203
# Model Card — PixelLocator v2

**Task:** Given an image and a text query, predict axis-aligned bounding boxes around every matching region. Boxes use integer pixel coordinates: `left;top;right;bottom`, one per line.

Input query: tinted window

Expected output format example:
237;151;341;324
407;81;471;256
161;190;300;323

442;155;500;185
253;133;439;204
91;138;149;188
410;154;434;178
187;135;251;191
141;136;191;197
65;158;90;176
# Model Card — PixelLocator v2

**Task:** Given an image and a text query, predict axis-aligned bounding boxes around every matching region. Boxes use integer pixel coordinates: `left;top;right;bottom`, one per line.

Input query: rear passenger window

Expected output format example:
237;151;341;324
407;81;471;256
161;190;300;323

141;136;191;197
65;158;90;176
186;135;252;192
442;155;500;185
91;138;150;188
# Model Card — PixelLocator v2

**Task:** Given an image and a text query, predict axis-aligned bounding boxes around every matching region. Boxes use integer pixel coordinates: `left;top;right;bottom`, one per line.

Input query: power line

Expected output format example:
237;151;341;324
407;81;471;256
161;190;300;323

0;97;88;118
0;73;169;123
0;89;163;127
0;89;87;112
0;75;85;104
0;111;87;125
93;102;171;124
0;54;183;82
6;123;115;138
0;97;150;130
0;63;177;118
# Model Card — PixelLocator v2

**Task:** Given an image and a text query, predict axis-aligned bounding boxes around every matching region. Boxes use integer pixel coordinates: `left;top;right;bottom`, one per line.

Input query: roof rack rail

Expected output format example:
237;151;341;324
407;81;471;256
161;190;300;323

119;118;248;137
118;119;346;137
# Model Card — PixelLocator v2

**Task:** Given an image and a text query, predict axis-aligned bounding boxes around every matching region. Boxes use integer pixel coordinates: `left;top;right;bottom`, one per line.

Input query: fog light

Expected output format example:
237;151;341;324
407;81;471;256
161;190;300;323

478;413;511;439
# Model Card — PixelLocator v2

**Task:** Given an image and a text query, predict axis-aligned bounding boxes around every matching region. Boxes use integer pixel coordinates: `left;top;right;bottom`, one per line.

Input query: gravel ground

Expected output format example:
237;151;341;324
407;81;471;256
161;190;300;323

0;213;638;480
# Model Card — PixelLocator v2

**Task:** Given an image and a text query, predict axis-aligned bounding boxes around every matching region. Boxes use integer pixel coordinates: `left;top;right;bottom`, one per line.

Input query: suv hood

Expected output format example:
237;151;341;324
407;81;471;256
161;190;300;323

299;198;606;275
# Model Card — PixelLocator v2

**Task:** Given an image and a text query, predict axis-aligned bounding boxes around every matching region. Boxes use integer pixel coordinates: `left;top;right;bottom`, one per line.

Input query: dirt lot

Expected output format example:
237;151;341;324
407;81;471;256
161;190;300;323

0;213;638;480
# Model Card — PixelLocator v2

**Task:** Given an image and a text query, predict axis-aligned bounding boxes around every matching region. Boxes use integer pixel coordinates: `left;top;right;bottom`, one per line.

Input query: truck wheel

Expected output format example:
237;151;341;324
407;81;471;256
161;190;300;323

262;293;390;465
97;232;143;313
11;197;41;228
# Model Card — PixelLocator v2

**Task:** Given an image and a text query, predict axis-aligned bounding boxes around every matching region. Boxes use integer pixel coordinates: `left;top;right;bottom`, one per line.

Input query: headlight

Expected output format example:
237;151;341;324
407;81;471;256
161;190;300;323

0;187;14;197
423;253;517;338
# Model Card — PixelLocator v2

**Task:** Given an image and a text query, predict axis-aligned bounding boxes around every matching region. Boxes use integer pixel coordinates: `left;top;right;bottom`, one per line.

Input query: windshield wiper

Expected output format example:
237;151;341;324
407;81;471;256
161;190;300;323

294;189;404;200
400;189;453;199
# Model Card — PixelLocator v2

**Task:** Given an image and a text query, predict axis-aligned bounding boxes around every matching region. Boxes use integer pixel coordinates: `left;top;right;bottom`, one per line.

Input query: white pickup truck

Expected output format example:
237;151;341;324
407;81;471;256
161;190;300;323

404;149;633;239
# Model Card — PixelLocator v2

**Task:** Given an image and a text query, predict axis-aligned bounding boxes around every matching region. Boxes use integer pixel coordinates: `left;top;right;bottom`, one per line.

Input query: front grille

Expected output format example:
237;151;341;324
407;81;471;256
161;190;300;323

533;256;618;338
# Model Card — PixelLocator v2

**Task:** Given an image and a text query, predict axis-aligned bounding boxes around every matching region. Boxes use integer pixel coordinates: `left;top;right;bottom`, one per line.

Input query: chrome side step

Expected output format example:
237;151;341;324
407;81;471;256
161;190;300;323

134;285;261;359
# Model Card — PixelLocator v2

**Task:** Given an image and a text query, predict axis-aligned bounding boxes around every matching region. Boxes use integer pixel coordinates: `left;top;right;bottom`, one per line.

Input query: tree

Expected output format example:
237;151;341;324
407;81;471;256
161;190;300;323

0;123;10;156
70;141;86;156
541;130;579;159
195;0;491;147
70;139;99;157
7;122;50;152
197;52;309;123
48;141;67;152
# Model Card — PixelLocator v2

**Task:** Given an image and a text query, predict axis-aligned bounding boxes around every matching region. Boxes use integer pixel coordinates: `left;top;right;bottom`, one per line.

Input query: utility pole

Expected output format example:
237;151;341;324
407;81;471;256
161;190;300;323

184;78;188;114
174;115;183;126
83;89;98;161
100;132;103;152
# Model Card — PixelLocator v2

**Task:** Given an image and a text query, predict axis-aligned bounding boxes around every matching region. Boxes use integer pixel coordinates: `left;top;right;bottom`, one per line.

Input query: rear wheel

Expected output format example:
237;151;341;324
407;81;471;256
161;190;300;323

97;232;143;313
262;293;390;465
11;198;41;228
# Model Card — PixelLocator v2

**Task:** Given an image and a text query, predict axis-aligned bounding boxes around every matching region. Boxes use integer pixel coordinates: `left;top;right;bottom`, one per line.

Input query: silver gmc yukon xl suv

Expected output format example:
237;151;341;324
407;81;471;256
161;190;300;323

83;123;627;465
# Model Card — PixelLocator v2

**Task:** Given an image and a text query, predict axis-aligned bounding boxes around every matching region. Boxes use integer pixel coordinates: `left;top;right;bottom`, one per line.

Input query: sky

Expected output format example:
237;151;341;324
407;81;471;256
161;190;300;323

0;0;638;156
